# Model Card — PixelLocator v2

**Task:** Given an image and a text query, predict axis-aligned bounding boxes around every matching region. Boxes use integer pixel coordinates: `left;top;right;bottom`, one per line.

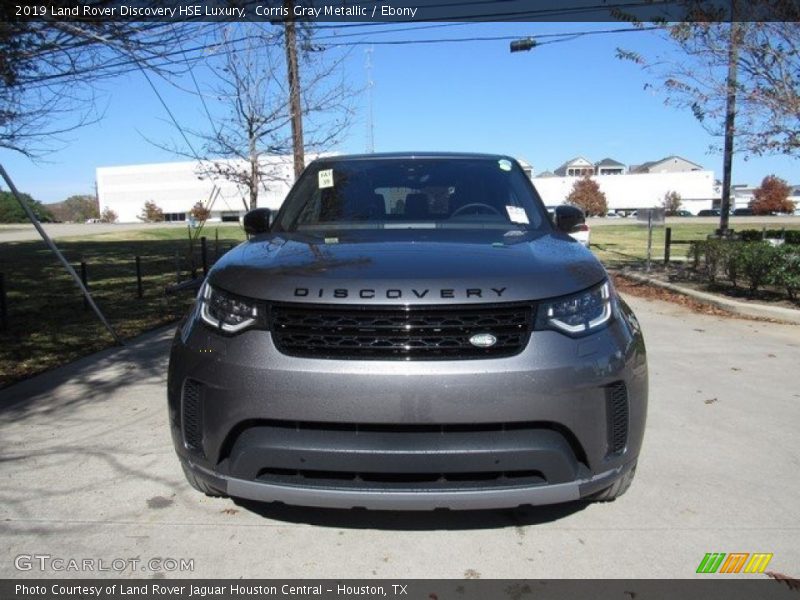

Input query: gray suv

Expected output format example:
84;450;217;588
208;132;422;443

168;153;647;510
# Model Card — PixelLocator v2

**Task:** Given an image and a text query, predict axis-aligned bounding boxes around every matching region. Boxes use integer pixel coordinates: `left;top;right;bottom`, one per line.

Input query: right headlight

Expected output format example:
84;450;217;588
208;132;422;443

199;282;266;334
535;280;615;336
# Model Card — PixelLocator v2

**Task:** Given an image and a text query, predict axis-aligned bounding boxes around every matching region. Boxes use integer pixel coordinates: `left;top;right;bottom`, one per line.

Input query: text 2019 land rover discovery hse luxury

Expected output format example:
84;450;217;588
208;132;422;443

168;153;648;510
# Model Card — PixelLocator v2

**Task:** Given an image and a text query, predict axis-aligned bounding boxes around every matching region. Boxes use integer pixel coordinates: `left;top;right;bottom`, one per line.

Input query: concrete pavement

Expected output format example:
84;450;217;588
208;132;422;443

1;295;798;579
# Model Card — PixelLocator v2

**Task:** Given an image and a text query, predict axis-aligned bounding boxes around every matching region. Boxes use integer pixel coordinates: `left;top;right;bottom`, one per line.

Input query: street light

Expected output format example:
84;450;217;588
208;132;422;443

510;37;537;53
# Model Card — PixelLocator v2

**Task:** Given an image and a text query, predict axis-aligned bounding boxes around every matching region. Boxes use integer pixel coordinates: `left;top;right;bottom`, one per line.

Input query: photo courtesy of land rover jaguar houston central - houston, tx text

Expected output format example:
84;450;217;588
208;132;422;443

167;152;648;510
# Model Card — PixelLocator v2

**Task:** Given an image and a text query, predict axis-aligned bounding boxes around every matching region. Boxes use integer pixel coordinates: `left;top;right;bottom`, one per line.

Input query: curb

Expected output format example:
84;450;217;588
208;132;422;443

616;270;800;325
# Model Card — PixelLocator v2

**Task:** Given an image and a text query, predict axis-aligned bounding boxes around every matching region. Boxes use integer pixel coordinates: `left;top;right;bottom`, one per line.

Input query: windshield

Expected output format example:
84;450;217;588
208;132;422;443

274;157;550;232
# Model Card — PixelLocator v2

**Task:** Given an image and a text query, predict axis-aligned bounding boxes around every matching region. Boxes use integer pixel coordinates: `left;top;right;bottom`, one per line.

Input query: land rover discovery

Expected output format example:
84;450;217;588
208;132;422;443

168;153;648;510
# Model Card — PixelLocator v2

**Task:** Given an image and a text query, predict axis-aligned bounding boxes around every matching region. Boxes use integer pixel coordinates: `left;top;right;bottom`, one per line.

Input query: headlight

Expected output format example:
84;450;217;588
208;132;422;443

199;283;265;333
535;280;614;336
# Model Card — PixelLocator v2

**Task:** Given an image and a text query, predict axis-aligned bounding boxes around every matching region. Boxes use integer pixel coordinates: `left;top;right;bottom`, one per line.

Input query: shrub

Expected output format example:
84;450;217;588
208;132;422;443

688;241;704;271
702;239;727;283
138;201;163;223
720;243;742;288
100;207;118;223
190;202;211;222
770;246;800;301
736;229;800;244
737;242;777;294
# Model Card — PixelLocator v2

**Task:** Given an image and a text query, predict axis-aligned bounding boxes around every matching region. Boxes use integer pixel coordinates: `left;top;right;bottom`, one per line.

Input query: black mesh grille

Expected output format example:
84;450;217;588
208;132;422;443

256;468;546;490
182;379;204;454
606;381;629;455
270;303;532;360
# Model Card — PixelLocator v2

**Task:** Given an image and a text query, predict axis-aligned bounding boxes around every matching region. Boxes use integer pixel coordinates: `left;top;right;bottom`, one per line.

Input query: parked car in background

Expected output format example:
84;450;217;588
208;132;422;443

605;212;622;218
673;210;693;217
732;208;754;216
697;209;721;217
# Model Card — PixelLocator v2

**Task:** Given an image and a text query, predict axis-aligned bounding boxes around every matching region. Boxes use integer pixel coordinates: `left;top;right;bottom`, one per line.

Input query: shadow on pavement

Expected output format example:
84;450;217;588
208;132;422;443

0;325;174;425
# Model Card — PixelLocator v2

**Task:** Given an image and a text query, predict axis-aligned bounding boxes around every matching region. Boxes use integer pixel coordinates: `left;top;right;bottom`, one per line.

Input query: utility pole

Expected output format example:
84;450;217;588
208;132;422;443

718;10;742;236
283;0;305;180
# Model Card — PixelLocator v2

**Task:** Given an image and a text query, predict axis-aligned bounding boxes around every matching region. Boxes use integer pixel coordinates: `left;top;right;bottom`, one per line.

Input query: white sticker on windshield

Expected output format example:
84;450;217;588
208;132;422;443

506;205;529;224
498;159;512;171
318;169;334;189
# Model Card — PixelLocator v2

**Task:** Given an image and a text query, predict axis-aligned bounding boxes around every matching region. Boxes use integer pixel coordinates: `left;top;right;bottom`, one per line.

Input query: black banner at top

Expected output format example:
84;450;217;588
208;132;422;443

7;0;800;23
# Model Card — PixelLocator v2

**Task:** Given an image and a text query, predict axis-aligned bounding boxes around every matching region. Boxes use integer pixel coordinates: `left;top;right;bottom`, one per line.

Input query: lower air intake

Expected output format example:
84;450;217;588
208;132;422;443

606;381;629;455
182;379;204;454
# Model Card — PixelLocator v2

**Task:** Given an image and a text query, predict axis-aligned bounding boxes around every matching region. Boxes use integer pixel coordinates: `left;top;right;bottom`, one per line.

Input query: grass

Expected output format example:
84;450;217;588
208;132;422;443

0;225;246;387
2;220;798;387
589;221;800;268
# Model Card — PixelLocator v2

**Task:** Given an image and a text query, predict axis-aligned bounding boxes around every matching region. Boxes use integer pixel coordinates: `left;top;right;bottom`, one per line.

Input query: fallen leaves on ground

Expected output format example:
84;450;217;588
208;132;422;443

612;274;736;317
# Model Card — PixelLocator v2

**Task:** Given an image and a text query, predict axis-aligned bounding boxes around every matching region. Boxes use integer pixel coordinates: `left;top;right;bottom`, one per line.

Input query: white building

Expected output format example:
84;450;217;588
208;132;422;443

96;157;295;223
533;155;719;214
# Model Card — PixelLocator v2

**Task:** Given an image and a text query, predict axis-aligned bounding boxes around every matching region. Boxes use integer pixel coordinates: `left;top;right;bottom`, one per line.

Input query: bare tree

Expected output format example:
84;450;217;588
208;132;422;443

0;5;216;157
153;24;355;210
662;190;682;215
618;15;800;158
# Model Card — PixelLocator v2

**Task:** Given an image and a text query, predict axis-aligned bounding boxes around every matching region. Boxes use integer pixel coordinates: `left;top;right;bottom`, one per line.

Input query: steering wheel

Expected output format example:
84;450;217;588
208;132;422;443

450;202;503;218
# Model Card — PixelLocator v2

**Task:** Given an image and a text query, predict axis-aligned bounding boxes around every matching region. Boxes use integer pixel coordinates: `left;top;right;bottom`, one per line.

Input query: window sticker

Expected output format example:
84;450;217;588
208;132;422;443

318;169;334;189
506;205;529;224
324;237;339;244
498;159;512;171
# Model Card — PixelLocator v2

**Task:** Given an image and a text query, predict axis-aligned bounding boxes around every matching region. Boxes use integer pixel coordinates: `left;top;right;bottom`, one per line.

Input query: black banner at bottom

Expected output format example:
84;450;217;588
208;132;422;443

2;579;800;600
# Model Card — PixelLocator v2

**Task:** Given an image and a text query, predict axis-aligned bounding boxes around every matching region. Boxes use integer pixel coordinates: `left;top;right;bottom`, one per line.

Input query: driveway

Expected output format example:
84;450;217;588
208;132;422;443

0;295;798;579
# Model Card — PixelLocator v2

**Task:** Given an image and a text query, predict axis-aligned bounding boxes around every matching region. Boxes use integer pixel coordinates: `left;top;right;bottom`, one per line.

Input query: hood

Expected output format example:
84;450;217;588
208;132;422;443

209;229;606;304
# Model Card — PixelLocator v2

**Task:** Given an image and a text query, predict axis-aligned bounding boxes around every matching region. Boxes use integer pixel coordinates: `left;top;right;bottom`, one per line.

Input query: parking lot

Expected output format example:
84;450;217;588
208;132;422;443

0;293;798;579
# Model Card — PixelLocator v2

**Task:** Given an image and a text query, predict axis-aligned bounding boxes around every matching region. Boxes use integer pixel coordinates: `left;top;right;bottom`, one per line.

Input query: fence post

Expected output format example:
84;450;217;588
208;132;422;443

174;251;181;284
214;228;219;261
201;236;208;276
664;227;672;265
80;261;88;309
0;272;7;331
135;255;143;299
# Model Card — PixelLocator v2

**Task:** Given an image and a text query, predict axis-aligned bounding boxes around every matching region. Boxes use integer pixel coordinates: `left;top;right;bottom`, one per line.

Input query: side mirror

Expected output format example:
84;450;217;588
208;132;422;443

554;205;585;233
243;208;273;236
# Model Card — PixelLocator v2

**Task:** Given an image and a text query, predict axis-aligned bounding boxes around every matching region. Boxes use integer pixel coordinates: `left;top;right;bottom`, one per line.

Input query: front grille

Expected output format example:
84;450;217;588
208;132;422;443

606;381;629;455
182;379;204;454
270;303;532;360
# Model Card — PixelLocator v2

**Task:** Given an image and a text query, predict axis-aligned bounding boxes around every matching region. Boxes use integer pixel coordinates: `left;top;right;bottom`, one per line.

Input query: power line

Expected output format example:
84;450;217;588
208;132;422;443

303;0;678;29
313;25;664;48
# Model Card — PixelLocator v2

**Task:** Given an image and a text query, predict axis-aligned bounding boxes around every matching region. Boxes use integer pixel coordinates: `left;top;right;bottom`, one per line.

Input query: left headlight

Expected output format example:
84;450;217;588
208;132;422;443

199;282;266;333
535;280;615;336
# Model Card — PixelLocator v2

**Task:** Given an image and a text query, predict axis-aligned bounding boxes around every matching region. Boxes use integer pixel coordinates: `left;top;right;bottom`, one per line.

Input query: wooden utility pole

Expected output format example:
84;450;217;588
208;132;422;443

718;12;742;236
283;0;305;179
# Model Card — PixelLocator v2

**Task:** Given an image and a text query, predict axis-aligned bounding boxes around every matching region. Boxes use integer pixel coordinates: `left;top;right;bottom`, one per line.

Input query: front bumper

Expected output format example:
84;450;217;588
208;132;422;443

168;302;647;509
183;458;637;510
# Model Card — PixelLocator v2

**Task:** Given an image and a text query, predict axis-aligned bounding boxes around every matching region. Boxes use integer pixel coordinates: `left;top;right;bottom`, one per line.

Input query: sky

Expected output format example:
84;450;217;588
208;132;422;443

2;21;798;204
